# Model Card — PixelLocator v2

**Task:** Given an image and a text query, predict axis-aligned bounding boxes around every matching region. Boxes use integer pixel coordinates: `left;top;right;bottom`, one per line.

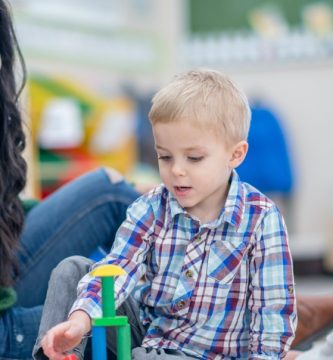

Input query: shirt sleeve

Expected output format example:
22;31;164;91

248;205;297;359
69;195;155;319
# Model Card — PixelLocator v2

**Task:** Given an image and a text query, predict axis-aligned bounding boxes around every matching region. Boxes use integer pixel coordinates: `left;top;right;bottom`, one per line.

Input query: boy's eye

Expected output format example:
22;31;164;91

158;155;172;161
188;156;204;162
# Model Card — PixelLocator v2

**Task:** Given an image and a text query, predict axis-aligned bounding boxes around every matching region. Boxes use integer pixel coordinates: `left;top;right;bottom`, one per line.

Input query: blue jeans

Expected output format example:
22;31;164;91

0;168;139;360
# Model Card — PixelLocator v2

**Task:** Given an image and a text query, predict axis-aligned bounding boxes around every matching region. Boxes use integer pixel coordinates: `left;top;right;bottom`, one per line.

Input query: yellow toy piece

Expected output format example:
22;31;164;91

91;264;126;277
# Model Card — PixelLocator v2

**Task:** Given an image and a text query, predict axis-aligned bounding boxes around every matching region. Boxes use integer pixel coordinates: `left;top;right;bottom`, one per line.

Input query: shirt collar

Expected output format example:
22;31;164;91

220;170;245;230
164;169;245;230
166;190;186;220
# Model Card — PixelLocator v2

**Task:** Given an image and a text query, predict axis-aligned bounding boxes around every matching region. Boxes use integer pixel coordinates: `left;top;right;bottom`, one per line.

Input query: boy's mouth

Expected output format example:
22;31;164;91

174;186;192;193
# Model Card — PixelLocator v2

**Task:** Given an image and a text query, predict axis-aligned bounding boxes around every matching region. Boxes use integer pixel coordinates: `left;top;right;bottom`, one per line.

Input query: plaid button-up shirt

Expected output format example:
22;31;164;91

71;171;296;359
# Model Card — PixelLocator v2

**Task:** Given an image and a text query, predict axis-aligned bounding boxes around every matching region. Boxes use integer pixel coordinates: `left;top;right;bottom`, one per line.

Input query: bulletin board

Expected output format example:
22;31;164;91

189;0;333;33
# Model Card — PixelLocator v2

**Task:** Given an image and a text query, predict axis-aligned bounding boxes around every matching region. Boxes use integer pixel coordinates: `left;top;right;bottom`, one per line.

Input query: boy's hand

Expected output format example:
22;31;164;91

41;310;91;360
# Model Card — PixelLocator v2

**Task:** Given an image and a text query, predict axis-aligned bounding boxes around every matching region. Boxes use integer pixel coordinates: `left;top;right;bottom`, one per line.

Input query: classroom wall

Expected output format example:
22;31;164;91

228;61;333;256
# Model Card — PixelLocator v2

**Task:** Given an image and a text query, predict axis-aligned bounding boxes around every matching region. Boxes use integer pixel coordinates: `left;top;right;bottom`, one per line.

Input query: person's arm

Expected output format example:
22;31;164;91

41;193;156;359
70;193;155;318
248;205;297;360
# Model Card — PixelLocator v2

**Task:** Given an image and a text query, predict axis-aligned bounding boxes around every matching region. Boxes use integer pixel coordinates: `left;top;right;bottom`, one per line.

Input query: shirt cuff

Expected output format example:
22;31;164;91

69;297;102;319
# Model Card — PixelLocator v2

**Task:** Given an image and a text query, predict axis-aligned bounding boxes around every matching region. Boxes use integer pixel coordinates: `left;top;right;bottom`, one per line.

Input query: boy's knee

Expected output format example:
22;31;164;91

51;256;93;282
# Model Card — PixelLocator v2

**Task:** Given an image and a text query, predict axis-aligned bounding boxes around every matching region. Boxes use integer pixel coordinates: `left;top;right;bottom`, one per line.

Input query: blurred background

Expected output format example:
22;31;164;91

11;0;333;283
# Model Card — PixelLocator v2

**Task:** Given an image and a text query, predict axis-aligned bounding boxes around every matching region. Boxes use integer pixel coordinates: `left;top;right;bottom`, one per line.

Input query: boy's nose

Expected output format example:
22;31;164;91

171;162;186;177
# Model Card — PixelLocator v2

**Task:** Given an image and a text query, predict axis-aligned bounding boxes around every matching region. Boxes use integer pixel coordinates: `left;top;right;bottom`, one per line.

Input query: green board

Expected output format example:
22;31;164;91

189;0;333;33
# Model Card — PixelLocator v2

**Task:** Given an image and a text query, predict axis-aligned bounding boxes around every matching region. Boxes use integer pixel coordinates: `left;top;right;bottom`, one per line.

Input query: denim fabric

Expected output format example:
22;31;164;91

0;306;42;360
0;168;139;359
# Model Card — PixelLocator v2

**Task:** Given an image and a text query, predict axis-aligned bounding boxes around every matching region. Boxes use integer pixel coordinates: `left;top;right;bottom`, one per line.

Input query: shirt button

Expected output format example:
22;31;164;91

194;235;200;242
288;285;294;295
177;300;186;309
185;270;193;278
16;334;24;343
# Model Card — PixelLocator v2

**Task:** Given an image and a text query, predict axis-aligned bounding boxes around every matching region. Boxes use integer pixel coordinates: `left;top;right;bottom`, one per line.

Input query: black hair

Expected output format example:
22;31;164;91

0;0;27;286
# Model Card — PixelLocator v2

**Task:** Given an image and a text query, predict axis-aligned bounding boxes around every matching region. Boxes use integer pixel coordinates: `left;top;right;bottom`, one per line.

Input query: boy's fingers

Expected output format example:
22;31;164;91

41;334;62;360
41;322;73;359
64;326;81;340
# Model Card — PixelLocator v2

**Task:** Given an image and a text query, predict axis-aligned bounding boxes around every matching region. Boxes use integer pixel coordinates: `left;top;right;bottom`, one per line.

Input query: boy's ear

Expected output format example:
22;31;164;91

229;140;248;169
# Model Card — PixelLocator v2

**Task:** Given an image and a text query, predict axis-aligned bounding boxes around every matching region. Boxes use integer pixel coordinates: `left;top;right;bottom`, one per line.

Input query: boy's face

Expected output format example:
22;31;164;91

153;120;247;222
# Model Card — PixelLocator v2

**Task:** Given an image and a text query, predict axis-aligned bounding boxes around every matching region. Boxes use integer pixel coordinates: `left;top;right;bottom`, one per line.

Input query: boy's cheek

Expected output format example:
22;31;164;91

159;169;169;183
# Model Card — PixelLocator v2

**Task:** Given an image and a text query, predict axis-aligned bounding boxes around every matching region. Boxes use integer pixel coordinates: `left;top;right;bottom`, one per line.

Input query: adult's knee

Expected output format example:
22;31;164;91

102;167;124;184
50;256;93;284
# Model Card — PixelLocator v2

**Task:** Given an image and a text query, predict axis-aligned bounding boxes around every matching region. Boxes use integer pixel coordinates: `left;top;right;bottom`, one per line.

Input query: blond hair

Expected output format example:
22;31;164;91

149;69;251;146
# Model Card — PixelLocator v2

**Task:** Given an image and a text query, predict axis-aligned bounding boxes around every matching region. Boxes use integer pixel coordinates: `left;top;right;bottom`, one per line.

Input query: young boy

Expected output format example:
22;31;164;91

39;69;296;359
